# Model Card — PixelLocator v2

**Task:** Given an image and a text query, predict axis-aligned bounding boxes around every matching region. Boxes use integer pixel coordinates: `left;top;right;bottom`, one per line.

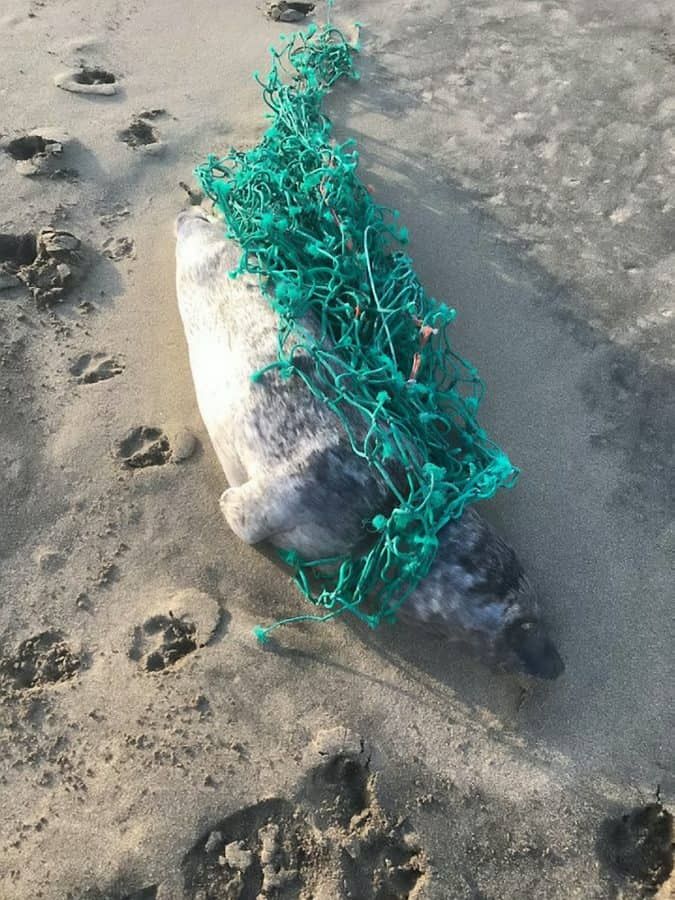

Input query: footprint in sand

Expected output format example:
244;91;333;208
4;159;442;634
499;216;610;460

127;589;222;673
54;66;118;95
266;0;316;23
2;130;73;177
102;235;136;261
182;728;426;899
70;352;124;384
300;744;371;830
116;426;172;468
118;112;165;156
598;800;673;895
116;426;198;468
129;614;198;672
0;630;81;691
0;228;84;305
0;232;37;290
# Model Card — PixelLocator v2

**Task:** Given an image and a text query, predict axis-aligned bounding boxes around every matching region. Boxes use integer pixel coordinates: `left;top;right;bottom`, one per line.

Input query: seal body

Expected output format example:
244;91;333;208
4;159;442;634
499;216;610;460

175;209;564;679
175;209;394;561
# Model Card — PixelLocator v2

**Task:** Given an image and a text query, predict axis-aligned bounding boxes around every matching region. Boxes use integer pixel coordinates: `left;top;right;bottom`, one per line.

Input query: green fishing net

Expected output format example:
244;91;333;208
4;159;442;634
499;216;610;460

194;22;518;641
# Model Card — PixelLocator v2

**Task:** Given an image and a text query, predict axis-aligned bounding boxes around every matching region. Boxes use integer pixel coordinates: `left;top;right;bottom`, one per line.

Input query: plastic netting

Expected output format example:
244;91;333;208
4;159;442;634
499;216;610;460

194;23;518;641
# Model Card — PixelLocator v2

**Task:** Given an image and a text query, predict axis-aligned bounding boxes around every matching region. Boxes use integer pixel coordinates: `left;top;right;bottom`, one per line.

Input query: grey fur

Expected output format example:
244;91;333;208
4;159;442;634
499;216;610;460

175;208;564;679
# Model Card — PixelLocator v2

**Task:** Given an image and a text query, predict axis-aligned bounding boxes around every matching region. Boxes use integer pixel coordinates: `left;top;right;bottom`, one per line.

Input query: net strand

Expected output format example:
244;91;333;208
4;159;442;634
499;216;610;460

195;23;518;641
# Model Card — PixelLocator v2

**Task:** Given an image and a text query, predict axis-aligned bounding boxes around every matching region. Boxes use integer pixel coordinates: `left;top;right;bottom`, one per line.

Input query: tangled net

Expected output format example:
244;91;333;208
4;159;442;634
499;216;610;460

195;23;518;641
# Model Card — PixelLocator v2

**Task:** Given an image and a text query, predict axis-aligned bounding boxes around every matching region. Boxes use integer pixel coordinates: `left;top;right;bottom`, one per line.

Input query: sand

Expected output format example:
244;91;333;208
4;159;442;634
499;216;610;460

0;1;672;898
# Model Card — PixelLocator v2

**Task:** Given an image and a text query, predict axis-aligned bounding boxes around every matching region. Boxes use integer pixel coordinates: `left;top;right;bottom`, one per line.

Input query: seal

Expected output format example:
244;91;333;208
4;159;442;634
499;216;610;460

175;207;564;679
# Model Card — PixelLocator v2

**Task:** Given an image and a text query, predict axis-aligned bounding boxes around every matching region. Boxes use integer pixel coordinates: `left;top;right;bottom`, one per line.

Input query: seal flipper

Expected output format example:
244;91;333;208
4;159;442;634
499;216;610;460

219;474;354;558
220;476;301;545
220;482;274;545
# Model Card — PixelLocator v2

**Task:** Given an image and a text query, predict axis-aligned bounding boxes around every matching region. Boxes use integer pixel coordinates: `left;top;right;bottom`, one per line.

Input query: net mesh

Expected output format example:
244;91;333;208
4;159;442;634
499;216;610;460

194;23;518;641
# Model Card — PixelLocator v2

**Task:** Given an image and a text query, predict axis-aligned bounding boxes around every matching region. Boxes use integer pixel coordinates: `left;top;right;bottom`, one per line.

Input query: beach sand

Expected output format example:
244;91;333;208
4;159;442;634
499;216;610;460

0;1;672;898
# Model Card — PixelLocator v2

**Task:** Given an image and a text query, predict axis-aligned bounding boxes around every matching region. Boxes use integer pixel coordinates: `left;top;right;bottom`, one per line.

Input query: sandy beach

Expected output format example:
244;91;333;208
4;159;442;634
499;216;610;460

0;1;672;898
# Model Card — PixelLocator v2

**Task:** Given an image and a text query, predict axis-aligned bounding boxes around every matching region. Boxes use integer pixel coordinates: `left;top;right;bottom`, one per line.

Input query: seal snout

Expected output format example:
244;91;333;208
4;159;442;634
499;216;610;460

504;618;565;680
174;206;210;238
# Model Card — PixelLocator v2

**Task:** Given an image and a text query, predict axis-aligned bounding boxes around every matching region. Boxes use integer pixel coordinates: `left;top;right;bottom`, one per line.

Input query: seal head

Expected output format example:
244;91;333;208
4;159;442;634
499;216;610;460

398;508;564;679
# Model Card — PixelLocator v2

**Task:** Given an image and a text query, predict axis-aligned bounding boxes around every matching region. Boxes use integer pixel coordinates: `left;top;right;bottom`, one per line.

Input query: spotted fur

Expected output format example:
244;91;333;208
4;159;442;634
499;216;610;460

175;209;564;678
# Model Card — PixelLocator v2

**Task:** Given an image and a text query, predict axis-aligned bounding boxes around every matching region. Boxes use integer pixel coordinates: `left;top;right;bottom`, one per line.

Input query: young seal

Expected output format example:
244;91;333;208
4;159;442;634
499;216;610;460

175;207;564;679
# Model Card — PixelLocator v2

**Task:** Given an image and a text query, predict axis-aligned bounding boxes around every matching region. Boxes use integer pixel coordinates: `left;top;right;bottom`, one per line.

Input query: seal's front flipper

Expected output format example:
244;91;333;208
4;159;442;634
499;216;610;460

220;477;301;545
220;482;273;545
